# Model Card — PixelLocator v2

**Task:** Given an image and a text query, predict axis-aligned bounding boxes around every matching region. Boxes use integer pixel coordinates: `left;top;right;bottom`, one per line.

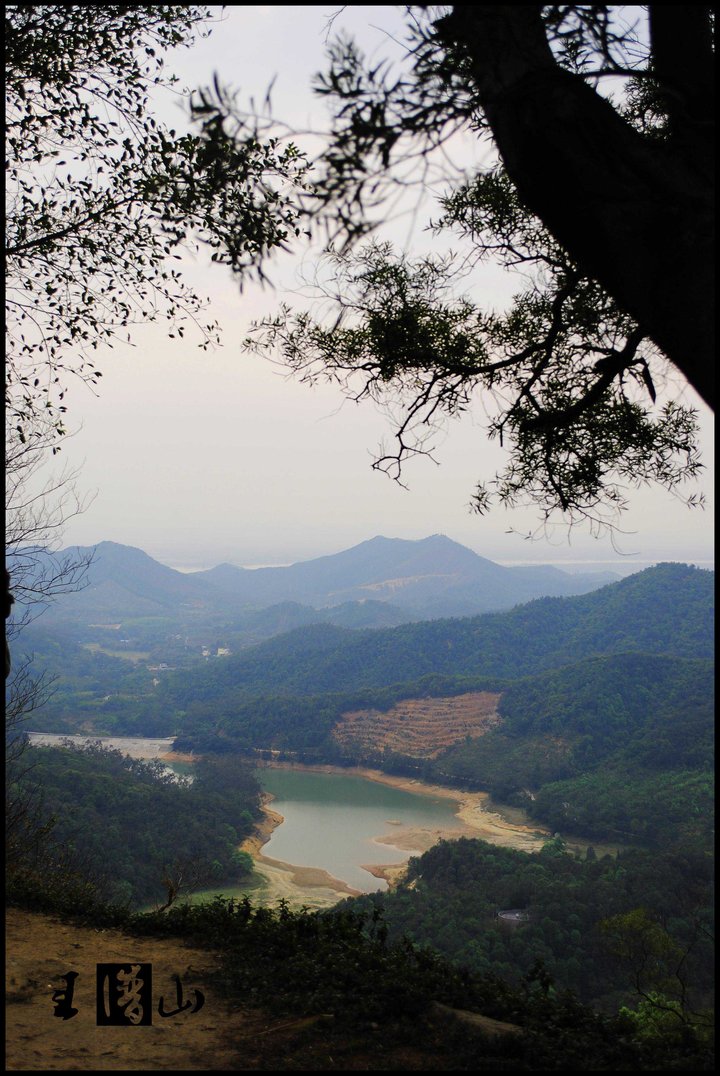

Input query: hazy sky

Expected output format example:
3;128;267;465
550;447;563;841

33;6;714;572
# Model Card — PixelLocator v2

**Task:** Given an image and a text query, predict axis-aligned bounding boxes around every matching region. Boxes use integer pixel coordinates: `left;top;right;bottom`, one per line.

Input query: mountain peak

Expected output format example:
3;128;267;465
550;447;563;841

49;535;642;623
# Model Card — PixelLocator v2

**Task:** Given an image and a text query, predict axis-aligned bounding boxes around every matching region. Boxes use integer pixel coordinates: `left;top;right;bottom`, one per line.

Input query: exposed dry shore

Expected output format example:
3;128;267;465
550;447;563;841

163;752;621;906
240;761;553;903
159;750;199;763
238;795;362;910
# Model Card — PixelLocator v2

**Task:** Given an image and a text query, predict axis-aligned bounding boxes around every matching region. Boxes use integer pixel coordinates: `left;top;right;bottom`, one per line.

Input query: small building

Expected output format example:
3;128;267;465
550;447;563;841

496;909;530;932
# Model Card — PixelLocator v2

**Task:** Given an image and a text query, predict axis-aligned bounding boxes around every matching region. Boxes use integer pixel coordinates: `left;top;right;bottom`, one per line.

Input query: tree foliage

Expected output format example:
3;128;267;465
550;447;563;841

8;742;261;907
236;5;713;532
5;419;95;836
5;5;308;447
347;837;714;1032
5;422;93;639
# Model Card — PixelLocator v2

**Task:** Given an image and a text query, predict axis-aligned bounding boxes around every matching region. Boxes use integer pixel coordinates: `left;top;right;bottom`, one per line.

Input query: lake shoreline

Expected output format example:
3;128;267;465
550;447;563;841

237;793;363;907
163;752;625;867
246;760;553;894
31;734;617;908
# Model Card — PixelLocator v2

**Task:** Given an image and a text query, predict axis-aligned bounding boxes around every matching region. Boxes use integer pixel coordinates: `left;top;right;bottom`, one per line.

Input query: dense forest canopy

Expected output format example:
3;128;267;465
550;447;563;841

346;836;714;1026
7;742;260;908
160;562;714;697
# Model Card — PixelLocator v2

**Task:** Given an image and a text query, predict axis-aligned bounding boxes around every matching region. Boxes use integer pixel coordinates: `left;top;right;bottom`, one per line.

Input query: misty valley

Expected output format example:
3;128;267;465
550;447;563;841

8;535;714;1067
7;3;715;1068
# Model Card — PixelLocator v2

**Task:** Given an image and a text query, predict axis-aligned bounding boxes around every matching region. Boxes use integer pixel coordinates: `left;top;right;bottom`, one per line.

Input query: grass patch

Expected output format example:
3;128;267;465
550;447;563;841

82;642;150;662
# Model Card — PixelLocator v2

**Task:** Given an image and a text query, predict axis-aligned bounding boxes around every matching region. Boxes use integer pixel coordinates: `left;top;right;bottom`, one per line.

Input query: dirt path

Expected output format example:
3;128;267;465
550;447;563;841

6;906;514;1072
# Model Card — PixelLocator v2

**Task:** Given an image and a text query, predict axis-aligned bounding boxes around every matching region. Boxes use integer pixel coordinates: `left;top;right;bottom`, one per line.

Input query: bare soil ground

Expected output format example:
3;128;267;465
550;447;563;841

332;691;502;758
6;906;270;1070
6;907;520;1071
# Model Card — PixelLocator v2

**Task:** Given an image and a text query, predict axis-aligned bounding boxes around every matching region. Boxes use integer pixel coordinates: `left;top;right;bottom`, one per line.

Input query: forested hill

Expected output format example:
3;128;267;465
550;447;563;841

174;563;712;699
33;534;620;627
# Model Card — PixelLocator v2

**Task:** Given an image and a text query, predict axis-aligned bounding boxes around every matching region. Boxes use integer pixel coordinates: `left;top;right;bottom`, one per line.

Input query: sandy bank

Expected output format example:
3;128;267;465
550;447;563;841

257;853;360;897
241;762;553;903
235;793;360;910
255;760;552;852
240;795;285;858
361;861;412;887
158;750;199;763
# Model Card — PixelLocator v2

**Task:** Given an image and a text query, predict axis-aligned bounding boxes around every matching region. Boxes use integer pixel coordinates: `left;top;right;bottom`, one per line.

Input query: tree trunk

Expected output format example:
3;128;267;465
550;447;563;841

437;5;714;410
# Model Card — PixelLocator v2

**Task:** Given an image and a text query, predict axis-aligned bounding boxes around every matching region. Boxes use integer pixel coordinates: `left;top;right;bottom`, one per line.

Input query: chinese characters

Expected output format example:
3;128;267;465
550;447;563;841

51;964;205;1026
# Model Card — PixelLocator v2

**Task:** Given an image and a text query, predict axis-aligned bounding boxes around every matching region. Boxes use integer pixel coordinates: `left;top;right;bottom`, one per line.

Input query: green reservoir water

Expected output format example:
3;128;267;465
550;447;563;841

259;768;460;892
27;734;465;898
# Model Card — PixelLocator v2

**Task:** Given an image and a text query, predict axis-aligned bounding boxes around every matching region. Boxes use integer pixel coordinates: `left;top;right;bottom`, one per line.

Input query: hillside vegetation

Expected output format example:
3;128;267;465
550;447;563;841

22;563;714;853
164;562;713;696
346;837;714;1024
8;560;714;1070
7;744;260;908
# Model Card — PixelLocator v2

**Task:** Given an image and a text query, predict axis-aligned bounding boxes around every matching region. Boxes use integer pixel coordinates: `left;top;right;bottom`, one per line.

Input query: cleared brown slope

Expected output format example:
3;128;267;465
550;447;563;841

332;691;501;759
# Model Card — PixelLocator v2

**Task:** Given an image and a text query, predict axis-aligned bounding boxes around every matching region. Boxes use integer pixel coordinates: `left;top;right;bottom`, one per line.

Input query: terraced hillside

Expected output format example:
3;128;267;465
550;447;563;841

332;691;501;758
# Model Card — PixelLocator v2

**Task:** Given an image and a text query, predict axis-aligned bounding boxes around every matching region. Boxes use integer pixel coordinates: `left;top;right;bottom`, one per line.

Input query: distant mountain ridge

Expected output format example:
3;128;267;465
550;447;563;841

40;534;622;624
194;534;621;614
172;562;714;699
